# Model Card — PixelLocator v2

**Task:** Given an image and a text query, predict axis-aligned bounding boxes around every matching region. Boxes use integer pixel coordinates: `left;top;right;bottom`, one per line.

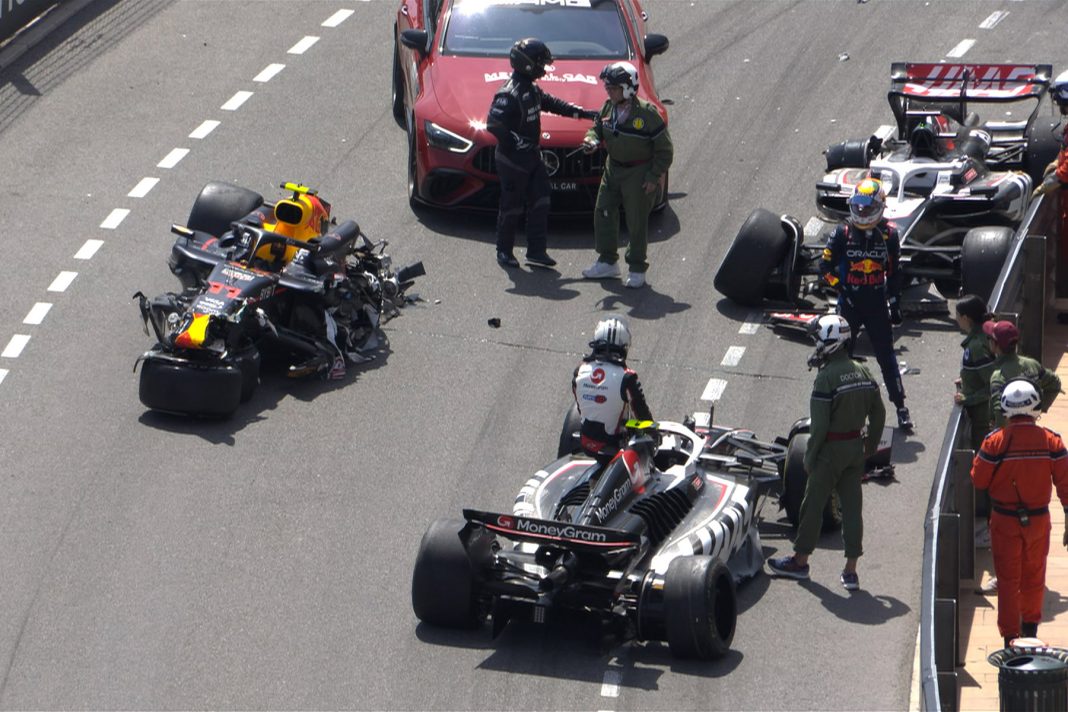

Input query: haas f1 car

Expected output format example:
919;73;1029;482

135;182;424;418
410;405;849;659
715;62;1060;309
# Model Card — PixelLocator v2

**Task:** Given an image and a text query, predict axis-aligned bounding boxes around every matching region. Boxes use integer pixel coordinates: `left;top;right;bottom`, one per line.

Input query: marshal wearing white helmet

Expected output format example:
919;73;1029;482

768;314;885;591
971;378;1068;647
571;315;652;459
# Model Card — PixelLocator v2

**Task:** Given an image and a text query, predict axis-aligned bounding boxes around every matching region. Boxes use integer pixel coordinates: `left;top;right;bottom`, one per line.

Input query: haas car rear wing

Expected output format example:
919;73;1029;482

463;509;640;551
887;62;1053;138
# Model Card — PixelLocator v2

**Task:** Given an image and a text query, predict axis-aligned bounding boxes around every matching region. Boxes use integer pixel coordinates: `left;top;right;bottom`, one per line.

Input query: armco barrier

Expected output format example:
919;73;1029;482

919;191;1061;711
0;0;58;47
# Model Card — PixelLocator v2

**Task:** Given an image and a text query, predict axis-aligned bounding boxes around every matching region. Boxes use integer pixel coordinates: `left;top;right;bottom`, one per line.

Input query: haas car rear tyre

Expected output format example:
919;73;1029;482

138;353;243;418
557;403;584;458
412;519;480;628
960;226;1013;304
782;433;842;533
186;181;265;238
663;556;736;659
1024;118;1063;186
714;208;790;306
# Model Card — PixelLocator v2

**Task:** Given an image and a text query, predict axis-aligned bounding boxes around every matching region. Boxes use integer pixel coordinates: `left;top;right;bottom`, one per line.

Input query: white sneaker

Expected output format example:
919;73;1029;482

624;272;646;289
582;260;621;279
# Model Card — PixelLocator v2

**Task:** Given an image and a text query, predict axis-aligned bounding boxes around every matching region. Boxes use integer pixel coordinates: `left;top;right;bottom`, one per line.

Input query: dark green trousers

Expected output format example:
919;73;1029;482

795;441;865;559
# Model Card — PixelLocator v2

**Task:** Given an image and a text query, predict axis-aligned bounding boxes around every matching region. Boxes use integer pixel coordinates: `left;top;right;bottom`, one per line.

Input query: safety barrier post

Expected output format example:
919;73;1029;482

954;449;975;582
1020;234;1047;360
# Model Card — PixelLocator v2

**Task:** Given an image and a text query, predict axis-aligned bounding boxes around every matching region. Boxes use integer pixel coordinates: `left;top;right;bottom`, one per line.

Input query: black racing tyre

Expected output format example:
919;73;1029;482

960;226;1014;304
139;353;243;418
391;37;406;128
186;182;265;238
824;138;873;171
234;345;261;402
412;518;480;628
557;403;584;458
782;433;842;533
713;208;791;306
663;556;736;659
1023;118;1063;186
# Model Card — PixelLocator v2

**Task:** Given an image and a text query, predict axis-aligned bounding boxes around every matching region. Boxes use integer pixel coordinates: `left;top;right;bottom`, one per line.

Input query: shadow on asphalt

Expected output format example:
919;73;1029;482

800;579;911;625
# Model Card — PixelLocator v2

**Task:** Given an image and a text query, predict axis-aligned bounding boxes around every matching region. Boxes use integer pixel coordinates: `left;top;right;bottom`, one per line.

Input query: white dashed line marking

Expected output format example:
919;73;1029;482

0;369;7;385
221;91;253;111
47;271;77;292
254;64;285;82
99;208;130;229
74;239;104;260
739;311;762;334
804;216;825;240
979;11;1009;28
23;303;51;325
158;148;189;168
600;669;621;698
190;120;220;139
721;346;746;367
128;177;159;198
288;36;319;54
701;378;727;402
946;39;975;58
322;9;355;26
2;335;30;358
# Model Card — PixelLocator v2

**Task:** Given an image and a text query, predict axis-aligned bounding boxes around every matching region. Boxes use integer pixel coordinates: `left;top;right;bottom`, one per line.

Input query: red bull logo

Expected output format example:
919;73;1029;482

849;258;883;275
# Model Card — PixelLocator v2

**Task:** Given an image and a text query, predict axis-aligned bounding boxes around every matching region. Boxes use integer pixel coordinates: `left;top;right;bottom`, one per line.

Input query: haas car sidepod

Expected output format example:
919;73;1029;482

411;406;865;659
715;62;1060;309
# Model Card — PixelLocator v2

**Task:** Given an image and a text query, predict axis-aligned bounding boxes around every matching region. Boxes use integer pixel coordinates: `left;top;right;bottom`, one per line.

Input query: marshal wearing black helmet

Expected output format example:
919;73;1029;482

487;38;598;270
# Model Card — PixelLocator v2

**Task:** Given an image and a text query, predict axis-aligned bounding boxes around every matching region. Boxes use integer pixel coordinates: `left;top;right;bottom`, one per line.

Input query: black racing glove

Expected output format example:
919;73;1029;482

888;297;903;326
578;109;599;121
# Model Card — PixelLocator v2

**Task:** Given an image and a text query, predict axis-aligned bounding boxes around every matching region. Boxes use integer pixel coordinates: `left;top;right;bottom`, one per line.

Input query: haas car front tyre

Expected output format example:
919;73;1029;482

412;519;480;628
782;433;842;533
138;352;243;418
663;556;736;659
714;208;791;306
557;403;584;458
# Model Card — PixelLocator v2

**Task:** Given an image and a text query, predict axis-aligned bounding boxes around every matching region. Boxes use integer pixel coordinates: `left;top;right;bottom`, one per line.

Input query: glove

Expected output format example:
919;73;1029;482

1032;172;1063;199
1044;159;1059;177
888;297;903;326
582;138;600;155
579;109;599;121
836;290;854;310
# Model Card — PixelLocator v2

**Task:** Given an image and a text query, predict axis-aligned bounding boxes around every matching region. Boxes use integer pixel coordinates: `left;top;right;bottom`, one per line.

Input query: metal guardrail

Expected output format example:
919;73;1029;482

919;192;1060;711
0;0;59;49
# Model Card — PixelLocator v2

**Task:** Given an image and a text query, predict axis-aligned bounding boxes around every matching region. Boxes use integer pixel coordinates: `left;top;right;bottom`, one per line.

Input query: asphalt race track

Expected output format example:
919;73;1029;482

0;1;1063;709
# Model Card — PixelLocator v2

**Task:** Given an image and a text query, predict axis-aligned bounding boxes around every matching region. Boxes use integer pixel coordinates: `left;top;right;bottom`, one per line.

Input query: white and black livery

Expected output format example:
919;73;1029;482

715;62;1059;310
411;405;819;660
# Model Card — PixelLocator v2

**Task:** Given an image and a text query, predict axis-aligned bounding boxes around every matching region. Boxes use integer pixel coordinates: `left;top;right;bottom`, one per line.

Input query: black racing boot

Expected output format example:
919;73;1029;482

896;405;914;433
496;251;520;268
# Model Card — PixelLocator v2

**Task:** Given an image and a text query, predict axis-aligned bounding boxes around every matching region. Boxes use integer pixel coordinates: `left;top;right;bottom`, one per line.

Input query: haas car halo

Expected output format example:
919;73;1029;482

410;403;857;659
715;62;1059;310
134;181;424;418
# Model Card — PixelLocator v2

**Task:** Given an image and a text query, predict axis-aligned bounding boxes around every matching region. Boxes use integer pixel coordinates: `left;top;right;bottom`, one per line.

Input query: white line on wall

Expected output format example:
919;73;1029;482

99;208;129;229
288;36;320;55
2;335;30;358
47;272;77;292
158;148;189;169
189;120;220;139
23;303;51;325
128;177;159;198
74;239;104;260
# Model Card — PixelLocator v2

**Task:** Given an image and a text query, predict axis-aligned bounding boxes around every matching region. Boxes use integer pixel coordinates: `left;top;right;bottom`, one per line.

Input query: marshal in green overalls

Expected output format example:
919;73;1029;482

584;96;673;274
796;349;886;561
